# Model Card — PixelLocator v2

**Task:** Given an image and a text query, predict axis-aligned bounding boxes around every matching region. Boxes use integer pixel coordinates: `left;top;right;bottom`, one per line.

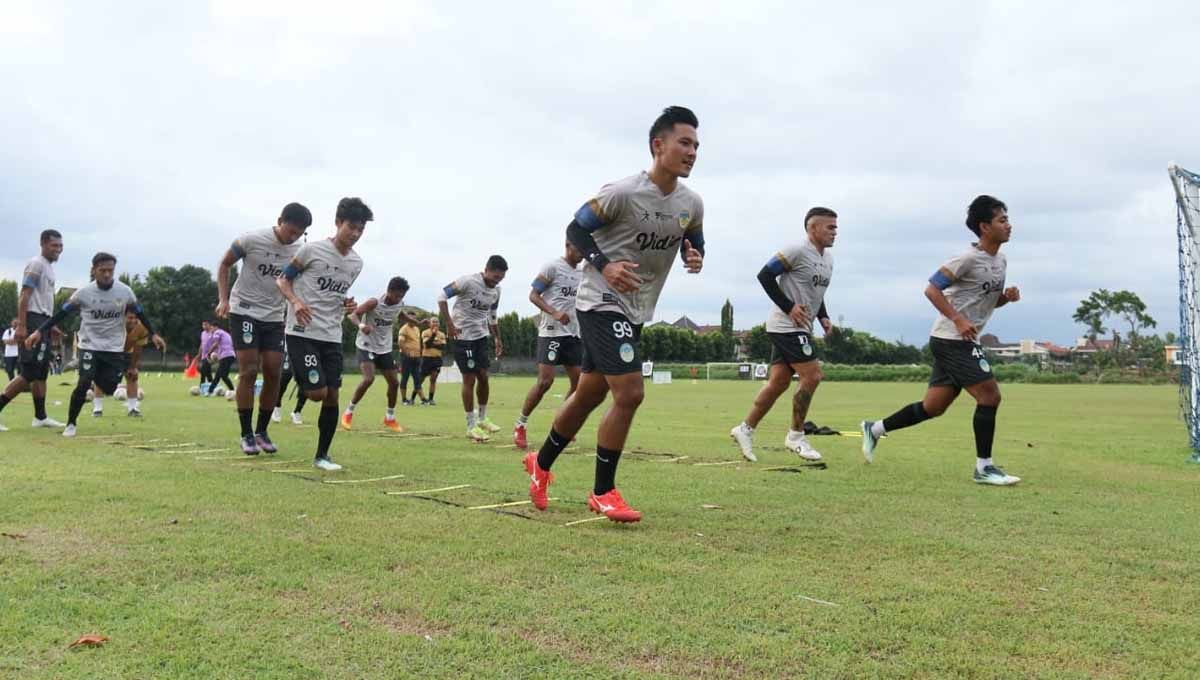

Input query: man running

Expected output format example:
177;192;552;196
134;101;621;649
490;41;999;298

343;276;419;432
860;195;1022;486
215;202;312;454
0;229;66;432
198;320;236;396
514;242;583;449
277;197;369;470
418;318;446;405
438;256;506;441
523;106;705;523
121;311;152;417
730;207;837;463
26;252;165;437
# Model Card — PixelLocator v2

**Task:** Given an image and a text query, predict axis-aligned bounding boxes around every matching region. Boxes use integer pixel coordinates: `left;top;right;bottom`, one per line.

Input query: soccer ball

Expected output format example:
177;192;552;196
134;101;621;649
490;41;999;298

114;387;128;401
86;389;95;400
225;390;236;402
137;388;145;400
214;386;228;398
189;386;201;396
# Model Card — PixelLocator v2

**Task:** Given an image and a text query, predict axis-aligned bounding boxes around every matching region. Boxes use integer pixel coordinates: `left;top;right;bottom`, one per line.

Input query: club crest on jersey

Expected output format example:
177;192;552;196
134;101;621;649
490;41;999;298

243;333;253;344
308;369;320;384
678;211;691;229
619;343;634;363
979;359;991;373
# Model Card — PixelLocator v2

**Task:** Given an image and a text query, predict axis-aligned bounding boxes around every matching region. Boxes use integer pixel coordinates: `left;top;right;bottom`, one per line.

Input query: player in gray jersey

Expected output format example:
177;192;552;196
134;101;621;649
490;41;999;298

277;197;370;471
27;252;164;438
523;106;706;523
343;276;421;432
731;208;838;463
215;202;312;455
861;195;1023;486
438;255;507;442
513;242;584;449
0;229;65;432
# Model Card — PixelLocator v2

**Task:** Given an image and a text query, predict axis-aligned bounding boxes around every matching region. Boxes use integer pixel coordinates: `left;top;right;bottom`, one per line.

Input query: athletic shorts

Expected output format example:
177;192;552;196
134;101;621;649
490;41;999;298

578;310;642;375
78;349;128;395
400;355;421;377
537;336;583;367
287;335;344;391
768;331;818;365
19;312;52;382
928;337;994;388
356;348;397;371
420;356;442;376
230;313;286;353
453;337;491;374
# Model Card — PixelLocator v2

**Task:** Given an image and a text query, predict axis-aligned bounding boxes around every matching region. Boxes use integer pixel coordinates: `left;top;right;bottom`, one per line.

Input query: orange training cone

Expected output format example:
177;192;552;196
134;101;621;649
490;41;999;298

183;354;198;379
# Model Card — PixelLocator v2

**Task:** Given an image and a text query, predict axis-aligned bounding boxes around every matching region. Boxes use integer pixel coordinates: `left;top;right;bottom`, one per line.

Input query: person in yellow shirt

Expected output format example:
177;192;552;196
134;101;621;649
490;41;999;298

122;311;153;417
418;317;446;405
396;318;424;406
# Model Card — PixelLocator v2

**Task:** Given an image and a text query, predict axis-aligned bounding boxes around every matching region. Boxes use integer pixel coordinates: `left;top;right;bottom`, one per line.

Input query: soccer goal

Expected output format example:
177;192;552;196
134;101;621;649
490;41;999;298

704;362;759;380
1168;163;1200;463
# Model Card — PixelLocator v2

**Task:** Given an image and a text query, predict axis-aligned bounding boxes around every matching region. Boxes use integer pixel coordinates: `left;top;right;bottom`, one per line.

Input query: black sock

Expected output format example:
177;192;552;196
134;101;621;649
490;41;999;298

0;393;11;414
32;394;47;420
593;446;622;496
882;402;931;433
255;409;271;436
316;405;338;458
238;408;253;438
68;385;87;426
535;428;570;471
296;393;307;413
973;405;997;460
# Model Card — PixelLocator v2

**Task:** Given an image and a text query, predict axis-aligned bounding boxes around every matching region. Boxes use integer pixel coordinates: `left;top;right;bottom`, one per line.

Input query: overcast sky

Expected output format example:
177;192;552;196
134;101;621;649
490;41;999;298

2;1;1197;345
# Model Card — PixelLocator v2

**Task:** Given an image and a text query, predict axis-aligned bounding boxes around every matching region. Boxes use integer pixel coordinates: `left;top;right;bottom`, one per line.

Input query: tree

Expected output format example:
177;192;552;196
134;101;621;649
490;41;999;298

720;299;733;335
133;265;219;353
745;325;771;362
0;279;17;325
1073;289;1157;358
1073;289;1111;344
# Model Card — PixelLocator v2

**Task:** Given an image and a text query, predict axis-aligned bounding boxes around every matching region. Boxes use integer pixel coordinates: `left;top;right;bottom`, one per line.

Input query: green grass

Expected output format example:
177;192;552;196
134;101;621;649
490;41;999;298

1;375;1197;679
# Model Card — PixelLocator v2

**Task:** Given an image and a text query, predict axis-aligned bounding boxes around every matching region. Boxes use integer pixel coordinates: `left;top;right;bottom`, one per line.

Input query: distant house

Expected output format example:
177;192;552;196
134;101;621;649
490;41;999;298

980;334;1071;362
1165;344;1183;365
1072;337;1116;357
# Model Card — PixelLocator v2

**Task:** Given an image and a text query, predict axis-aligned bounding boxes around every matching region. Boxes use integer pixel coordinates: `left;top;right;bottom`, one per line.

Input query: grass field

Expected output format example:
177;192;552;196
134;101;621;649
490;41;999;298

1;374;1197;679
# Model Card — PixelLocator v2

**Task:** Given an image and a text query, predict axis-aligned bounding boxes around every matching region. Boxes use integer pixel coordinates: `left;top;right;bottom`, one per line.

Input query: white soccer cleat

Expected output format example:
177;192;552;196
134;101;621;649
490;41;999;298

32;417;66;429
0;420;8;432
730;424;757;462
291;412;303;425
62;424;77;438
784;431;822;461
271;407;282;423
313;457;342;471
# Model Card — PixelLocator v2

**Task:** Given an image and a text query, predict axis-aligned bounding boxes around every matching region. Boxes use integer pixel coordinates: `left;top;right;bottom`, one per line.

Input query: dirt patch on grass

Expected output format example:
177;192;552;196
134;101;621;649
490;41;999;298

514;627;752;679
4;526;128;569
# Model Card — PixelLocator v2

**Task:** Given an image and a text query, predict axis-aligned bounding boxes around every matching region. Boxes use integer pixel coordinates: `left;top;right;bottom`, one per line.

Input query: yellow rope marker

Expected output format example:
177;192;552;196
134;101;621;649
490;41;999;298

467;498;557;510
649;455;688;463
77;433;134;440
195;454;252;460
563;516;606;527
692;460;741;467
386;484;472;496
323;474;406;485
270;469;321;474
230;458;303;466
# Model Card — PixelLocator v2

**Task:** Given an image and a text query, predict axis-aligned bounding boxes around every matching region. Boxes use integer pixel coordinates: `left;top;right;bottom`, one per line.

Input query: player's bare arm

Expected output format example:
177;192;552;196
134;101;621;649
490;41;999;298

214;248;240;318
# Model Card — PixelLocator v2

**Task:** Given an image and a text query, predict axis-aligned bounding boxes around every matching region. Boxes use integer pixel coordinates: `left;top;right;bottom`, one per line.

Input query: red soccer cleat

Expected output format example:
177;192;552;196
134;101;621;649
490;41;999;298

340;412;353;431
523;451;553;510
587;488;642;523
513;424;528;450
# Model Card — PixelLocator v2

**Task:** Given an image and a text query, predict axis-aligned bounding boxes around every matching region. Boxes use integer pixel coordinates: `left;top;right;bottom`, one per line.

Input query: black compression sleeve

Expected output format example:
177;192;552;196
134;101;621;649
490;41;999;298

37;306;73;334
566;219;611;272
757;266;795;315
134;309;157;338
817;302;829;321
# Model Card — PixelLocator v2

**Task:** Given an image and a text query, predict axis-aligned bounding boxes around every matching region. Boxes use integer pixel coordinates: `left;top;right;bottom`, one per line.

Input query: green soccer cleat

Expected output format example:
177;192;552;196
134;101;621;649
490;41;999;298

860;421;880;463
478;418;501;433
467;425;491;442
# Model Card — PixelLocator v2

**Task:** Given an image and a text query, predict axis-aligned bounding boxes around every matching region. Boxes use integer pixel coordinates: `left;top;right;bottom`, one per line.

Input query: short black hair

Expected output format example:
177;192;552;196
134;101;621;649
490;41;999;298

40;229;62;244
280;202;312;228
648;106;699;157
966;195;1007;236
388;276;409;292
486;255;508;271
92;252;117;267
804;207;837;226
336;197;374;224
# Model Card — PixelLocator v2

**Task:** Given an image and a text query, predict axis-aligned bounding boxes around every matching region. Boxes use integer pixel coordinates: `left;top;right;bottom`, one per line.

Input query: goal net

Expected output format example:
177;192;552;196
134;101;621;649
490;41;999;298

704;362;762;380
1168;163;1200;463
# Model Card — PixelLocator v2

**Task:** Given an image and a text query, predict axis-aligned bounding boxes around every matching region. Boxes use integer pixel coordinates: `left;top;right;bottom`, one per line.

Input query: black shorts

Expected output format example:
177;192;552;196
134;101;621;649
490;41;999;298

768;331;818;365
287;335;344;391
929;337;995;388
356;348;397;371
19;312;52;382
78;349;128;395
578;310;642;375
230;314;286;353
453;338;491;374
537;336;583;367
420;356;442;376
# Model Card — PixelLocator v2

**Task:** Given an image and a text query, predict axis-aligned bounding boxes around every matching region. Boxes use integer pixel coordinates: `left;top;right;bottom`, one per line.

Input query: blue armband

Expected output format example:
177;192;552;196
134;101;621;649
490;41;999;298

283;264;300;281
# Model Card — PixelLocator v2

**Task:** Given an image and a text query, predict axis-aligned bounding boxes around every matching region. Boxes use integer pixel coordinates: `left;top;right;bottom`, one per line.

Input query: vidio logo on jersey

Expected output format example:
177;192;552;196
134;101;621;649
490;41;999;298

317;277;351;294
258;263;284;278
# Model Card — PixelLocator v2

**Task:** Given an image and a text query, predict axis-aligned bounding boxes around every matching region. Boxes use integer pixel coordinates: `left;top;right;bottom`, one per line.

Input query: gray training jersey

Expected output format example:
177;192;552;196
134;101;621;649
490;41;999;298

356;295;406;354
441;273;500;342
928;244;1007;341
22;255;56;316
69;281;138;353
229;227;302;323
574;172;704;324
532;257;581;338
285;238;364;344
764;239;833;334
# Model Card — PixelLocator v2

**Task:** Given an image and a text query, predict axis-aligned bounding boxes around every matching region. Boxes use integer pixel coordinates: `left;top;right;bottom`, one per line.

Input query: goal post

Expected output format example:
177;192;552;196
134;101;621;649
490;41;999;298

1167;163;1200;463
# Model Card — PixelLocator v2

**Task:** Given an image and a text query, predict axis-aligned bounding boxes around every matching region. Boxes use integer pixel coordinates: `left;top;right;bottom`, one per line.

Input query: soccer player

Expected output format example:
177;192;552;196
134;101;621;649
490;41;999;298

272;339;309;425
396;317;423;405
860;195;1022;486
121;311;152;417
215;202;312;454
513;242;583;449
730;208;837;463
523;106;705;523
0;229;66;432
25;252;165;437
438;256;506;441
277;197;369;471
418;318;446;405
343;276;419;432
198;320;236;395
